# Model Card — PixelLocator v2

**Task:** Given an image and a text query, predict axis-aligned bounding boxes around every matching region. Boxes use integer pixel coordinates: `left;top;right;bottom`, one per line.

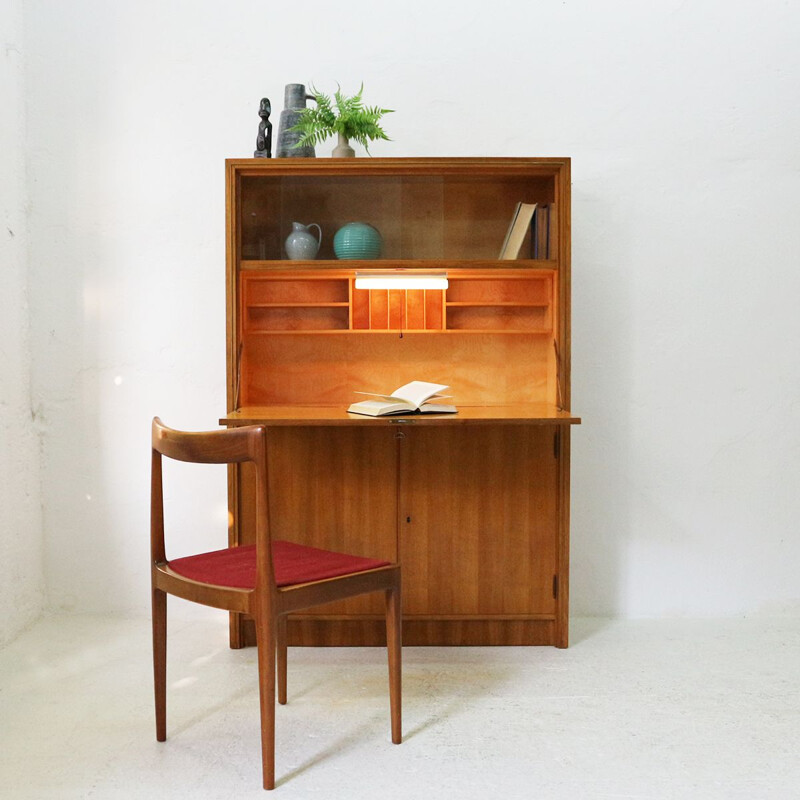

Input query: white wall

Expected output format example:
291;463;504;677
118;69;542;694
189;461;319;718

20;0;800;619
0;0;44;646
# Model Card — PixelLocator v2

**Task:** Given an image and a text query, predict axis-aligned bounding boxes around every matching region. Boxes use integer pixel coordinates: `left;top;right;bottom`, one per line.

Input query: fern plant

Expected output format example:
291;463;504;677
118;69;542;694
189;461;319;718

290;83;393;153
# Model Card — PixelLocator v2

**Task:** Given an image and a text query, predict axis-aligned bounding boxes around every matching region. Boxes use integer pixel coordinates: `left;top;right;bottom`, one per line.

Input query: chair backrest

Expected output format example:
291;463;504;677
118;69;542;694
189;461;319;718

150;417;273;594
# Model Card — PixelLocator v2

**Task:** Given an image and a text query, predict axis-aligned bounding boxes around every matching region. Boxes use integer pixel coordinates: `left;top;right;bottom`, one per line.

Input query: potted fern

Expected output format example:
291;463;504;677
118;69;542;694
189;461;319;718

290;84;393;157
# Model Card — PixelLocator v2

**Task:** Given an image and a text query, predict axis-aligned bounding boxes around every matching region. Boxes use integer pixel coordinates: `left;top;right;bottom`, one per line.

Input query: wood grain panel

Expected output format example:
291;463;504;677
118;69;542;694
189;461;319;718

399;426;557;616
282;617;556;646
425;289;444;330
246;306;349;332
446;306;549;332
369;289;389;329
351;281;370;329
447;277;552;304
388;290;405;329
442;177;553;259
243;276;348;304
405;289;425;329
236;427;398;616
238;176;283;260
400;179;444;258
239;332;550;407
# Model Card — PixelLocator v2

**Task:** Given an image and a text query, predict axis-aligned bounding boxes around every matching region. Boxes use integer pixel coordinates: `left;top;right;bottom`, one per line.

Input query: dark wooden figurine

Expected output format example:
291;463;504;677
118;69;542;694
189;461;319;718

254;98;273;158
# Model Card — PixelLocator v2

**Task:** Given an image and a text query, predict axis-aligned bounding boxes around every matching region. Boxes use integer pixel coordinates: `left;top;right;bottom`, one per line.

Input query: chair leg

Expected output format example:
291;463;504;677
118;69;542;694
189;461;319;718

277;615;288;705
385;581;402;744
255;607;277;790
152;587;167;742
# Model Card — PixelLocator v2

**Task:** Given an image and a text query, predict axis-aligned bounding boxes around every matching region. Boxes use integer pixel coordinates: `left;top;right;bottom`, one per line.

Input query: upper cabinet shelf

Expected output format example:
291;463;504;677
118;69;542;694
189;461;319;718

237;166;559;263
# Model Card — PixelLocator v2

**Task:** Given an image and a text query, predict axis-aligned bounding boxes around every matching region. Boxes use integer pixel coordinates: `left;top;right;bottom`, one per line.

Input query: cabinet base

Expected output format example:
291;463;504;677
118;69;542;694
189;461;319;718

231;614;563;647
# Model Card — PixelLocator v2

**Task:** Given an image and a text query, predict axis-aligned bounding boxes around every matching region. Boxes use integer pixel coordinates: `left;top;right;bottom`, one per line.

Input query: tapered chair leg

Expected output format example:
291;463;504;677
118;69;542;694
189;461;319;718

255;609;277;790
385;580;402;744
152;586;167;742
277;615;288;705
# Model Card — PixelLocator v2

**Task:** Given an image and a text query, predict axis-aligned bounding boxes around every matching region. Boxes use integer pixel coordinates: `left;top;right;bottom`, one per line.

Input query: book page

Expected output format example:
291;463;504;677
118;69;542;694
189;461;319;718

348;399;412;416
352;391;403;402
390;381;449;409
419;402;457;414
354;389;450;403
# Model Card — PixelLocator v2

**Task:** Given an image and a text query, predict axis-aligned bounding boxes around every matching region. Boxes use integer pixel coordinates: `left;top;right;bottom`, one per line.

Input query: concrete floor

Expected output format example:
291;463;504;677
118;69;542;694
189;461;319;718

1;614;798;799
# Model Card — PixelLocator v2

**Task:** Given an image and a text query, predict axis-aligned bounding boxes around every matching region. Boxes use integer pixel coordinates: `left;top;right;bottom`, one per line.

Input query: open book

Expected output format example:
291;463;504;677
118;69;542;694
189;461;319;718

347;381;457;417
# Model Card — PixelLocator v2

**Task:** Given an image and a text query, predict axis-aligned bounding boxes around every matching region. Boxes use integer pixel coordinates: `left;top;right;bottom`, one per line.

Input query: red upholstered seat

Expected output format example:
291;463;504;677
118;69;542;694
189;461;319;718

168;540;390;589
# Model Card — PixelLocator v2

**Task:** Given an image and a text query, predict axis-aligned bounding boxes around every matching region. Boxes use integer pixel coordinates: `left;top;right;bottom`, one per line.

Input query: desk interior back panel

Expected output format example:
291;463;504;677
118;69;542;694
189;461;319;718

239;332;553;407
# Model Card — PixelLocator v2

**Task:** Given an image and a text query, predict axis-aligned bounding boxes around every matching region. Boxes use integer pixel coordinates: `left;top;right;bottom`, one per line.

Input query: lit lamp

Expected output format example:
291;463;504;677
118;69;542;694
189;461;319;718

354;271;449;290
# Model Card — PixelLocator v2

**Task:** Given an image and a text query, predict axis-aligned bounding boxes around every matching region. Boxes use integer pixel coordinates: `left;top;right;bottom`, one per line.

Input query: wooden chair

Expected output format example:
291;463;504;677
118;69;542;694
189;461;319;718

150;417;402;790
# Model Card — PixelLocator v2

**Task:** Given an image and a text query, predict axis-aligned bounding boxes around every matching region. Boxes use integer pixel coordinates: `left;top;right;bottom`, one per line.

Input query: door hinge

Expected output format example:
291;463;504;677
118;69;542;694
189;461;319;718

553;575;558;599
553;429;560;458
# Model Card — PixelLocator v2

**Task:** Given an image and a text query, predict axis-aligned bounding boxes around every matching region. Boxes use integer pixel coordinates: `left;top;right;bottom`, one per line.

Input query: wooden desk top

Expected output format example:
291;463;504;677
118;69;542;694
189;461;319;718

221;404;581;427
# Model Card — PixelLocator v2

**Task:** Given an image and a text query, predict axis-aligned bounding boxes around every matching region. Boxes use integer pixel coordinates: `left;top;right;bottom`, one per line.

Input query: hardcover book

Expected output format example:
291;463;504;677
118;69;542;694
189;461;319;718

499;202;537;259
347;381;457;417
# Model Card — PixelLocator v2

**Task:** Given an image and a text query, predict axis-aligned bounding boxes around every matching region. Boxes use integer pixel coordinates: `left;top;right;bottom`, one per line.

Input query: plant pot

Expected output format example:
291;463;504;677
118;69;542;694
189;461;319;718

332;132;355;158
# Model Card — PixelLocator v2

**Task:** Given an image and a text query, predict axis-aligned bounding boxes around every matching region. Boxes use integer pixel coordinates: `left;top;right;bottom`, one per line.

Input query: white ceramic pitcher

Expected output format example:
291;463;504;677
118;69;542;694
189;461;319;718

284;222;322;260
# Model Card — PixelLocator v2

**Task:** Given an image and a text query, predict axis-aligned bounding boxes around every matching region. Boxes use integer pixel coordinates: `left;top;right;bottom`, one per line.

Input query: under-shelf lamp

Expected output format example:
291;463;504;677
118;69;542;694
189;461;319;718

354;271;449;290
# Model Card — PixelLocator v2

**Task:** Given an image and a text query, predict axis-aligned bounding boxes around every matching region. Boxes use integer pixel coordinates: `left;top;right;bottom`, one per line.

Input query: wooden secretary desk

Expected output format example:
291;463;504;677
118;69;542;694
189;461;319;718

221;157;579;648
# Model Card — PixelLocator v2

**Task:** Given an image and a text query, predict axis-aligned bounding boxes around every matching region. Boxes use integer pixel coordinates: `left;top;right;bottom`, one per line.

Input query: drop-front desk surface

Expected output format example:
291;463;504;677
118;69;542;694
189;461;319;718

221;404;580;649
222;404;580;426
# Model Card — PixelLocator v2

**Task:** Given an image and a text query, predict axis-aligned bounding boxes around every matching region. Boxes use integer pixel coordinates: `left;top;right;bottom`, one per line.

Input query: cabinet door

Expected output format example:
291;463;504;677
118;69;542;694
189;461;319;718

237;426;398;615
399;426;557;617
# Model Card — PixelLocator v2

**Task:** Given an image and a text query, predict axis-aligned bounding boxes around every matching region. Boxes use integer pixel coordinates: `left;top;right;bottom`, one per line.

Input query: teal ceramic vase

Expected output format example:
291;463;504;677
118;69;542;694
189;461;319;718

333;222;382;260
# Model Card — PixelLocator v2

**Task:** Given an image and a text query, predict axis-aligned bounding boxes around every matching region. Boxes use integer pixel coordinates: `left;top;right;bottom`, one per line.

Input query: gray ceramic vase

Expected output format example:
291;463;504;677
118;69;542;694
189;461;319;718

276;84;316;158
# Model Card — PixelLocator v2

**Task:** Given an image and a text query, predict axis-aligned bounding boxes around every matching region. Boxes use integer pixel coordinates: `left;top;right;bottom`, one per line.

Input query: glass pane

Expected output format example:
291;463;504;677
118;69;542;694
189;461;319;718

239;172;555;261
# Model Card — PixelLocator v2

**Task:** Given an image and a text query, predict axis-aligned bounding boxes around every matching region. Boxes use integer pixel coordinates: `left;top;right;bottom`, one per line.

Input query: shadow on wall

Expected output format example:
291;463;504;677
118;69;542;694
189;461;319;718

569;179;633;619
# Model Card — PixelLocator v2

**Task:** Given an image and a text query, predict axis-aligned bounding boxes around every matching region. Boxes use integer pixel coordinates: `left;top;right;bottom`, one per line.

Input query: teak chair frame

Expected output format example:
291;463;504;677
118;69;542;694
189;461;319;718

150;417;402;790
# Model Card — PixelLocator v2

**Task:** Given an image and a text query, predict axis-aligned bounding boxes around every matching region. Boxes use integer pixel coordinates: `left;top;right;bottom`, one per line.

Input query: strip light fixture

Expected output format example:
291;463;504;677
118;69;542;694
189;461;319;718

354;271;449;290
